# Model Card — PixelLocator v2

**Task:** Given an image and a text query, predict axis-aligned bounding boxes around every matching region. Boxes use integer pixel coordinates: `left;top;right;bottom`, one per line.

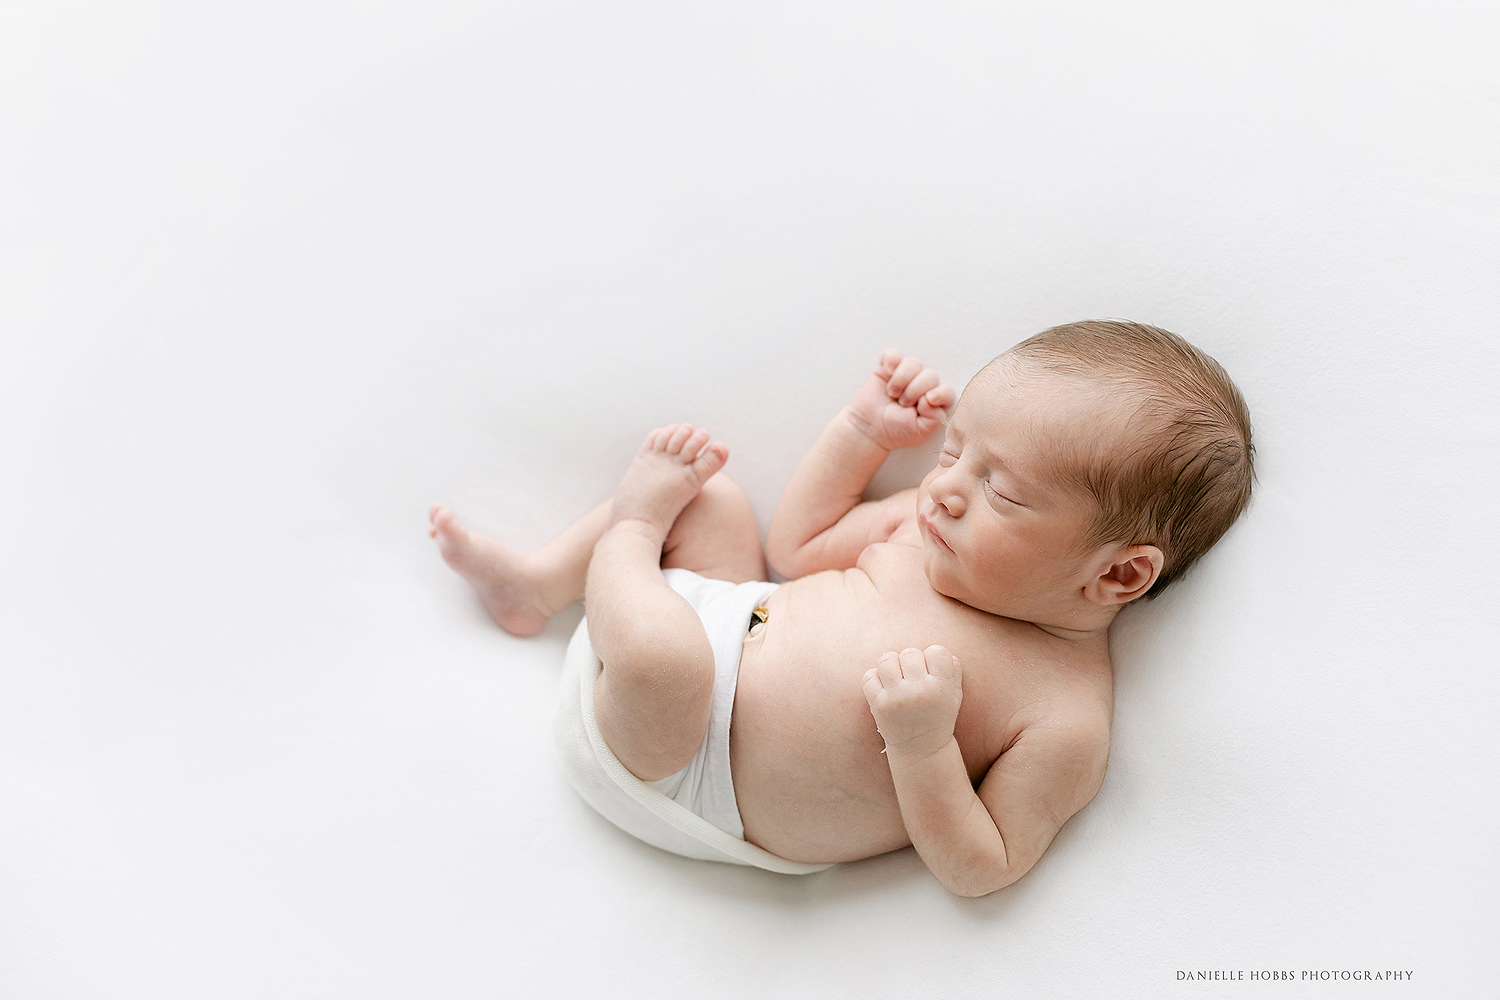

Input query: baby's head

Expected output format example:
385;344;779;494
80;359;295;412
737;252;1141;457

917;320;1253;631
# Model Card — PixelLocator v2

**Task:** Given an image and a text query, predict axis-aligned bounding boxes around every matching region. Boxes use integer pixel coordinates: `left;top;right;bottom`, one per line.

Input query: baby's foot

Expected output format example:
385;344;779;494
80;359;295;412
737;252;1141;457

429;504;554;637
609;424;728;540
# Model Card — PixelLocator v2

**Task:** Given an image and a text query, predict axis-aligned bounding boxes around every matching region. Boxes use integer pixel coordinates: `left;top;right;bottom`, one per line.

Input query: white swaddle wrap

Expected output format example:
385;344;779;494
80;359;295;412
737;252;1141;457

553;569;833;875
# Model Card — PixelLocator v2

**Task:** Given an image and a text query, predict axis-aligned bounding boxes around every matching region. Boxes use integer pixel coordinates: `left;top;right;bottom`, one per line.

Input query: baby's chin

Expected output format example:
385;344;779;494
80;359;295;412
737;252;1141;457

922;555;976;607
923;553;1026;620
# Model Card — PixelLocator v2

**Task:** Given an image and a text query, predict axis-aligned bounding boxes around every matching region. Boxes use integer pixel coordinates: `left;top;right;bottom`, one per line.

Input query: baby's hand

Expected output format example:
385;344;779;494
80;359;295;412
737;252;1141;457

846;350;956;451
862;645;963;759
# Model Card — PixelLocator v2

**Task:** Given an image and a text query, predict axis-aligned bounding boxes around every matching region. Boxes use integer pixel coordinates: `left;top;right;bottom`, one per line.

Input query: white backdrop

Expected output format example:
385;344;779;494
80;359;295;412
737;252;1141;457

2;1;1496;996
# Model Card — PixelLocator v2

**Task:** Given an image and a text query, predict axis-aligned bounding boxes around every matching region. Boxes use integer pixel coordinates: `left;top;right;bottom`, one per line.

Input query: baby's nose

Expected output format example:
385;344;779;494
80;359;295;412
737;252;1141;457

929;475;966;516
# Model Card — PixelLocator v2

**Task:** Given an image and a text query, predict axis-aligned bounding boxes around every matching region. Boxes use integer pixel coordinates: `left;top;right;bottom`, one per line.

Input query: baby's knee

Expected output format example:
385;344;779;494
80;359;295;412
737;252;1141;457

699;471;747;505
691;473;756;524
661;471;766;581
665;472;743;526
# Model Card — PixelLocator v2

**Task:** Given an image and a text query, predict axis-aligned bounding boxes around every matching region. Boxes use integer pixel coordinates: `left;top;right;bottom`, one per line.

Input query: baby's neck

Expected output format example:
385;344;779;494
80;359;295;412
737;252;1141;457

1030;618;1111;645
1014;601;1121;648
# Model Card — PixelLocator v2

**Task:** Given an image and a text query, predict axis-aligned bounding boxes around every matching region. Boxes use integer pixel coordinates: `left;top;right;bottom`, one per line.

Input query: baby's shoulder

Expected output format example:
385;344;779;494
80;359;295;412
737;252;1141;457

967;618;1112;717
1013;640;1113;745
943;622;1109;774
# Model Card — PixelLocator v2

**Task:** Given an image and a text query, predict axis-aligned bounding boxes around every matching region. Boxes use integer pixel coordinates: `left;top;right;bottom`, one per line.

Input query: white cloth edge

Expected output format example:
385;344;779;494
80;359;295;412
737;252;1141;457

559;614;834;875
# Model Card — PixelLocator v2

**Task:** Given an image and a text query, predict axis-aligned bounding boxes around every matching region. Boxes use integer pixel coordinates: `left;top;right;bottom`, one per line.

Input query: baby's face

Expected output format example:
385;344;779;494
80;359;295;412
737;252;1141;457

917;366;1118;623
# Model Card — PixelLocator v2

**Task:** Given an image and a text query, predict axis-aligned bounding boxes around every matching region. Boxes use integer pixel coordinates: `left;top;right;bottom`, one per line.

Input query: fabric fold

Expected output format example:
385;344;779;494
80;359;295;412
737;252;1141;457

552;576;832;876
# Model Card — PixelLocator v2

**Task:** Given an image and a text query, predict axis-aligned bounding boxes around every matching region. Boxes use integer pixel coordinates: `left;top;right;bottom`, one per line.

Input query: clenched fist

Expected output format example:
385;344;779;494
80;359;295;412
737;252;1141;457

845;350;956;452
862;645;963;759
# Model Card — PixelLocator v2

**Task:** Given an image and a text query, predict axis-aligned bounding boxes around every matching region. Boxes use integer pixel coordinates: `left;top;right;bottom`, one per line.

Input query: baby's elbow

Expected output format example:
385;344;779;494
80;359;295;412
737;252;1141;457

764;540;810;581
762;535;794;579
764;549;797;581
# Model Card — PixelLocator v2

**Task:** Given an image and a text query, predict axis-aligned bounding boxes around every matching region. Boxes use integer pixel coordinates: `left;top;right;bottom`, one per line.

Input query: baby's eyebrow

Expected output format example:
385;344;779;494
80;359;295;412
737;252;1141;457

963;433;1016;474
943;423;1027;483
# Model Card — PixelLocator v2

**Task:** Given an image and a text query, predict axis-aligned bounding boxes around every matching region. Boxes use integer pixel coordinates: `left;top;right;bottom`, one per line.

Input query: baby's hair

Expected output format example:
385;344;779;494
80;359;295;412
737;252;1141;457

995;320;1254;598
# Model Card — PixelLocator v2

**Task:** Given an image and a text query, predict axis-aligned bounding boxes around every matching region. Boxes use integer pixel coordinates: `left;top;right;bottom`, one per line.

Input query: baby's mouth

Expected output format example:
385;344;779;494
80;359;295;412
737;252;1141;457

920;511;954;553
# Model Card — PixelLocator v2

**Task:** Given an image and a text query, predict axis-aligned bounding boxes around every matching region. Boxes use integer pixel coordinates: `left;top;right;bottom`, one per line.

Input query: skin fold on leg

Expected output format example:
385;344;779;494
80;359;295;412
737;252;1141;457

430;425;768;781
428;473;766;636
584;424;745;781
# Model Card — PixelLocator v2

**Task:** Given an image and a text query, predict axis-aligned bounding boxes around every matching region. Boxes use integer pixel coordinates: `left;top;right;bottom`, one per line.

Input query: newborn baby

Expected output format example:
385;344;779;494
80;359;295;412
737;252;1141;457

429;320;1253;895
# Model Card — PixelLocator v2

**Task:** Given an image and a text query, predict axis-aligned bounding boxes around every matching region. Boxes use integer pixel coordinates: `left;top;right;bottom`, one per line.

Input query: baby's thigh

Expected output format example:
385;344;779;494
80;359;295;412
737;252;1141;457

593;603;716;782
661;473;766;583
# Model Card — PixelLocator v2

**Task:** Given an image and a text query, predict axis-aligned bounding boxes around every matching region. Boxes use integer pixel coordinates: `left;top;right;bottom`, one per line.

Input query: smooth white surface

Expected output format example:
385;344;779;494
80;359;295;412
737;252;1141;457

2;1;1496;996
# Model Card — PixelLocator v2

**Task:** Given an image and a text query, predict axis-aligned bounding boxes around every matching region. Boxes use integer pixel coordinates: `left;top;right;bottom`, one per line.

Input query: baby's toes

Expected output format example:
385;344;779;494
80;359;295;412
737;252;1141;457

690;440;728;481
428;506;471;555
681;427;711;461
664;423;695;455
644;425;676;451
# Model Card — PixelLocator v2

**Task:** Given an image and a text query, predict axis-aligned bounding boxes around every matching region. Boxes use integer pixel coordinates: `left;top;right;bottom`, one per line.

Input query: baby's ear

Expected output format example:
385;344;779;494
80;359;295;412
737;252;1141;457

1085;544;1163;607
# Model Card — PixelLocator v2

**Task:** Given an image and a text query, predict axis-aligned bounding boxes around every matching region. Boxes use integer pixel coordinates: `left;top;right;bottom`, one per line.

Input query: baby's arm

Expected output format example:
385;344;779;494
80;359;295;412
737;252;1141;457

765;351;953;579
863;646;1109;897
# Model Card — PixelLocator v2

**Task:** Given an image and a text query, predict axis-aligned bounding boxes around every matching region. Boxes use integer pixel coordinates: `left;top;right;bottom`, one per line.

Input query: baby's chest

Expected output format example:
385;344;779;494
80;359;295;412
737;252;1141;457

854;543;978;634
850;546;1072;752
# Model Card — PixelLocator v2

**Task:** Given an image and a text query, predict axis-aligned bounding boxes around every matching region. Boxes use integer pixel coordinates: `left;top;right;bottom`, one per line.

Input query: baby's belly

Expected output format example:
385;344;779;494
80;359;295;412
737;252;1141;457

729;570;921;863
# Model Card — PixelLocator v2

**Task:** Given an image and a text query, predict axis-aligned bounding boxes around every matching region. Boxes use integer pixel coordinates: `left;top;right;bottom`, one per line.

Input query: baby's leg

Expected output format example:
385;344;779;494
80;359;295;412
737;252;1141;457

429;501;610;637
661;473;766;583
586;425;736;781
431;471;764;637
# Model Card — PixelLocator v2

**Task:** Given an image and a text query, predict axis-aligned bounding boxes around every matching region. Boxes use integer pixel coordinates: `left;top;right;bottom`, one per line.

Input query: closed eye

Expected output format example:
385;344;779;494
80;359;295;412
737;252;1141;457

984;479;1023;507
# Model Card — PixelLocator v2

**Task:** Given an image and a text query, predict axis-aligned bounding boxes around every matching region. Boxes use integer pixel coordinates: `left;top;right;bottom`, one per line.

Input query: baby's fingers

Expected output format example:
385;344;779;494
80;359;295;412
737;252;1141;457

899;369;940;406
885;356;924;399
875;651;903;688
861;667;884;705
924;644;960;683
875;349;903;377
897;647;930;680
916;383;956;418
